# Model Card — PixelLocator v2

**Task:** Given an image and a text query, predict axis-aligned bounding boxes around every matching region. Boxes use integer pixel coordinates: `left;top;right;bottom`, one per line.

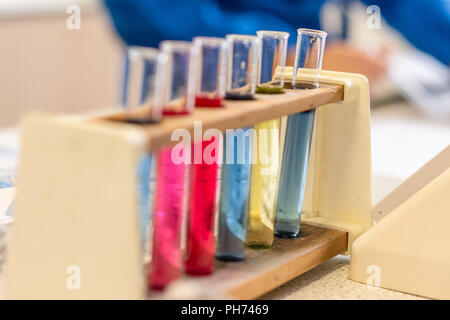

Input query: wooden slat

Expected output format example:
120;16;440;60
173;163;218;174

102;85;343;151
156;224;347;300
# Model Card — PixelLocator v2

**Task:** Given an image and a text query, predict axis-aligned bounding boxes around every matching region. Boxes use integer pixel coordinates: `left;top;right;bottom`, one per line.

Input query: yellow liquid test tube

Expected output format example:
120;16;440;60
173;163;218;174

246;30;288;249
246;118;280;249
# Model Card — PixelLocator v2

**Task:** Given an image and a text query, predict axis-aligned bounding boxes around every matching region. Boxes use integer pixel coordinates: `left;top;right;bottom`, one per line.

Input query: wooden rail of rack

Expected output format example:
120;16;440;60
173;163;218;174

104;85;343;151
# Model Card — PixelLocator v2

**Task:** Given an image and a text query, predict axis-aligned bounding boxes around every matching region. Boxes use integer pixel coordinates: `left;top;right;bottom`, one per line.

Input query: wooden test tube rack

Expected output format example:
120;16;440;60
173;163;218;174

4;69;373;299
105;86;343;151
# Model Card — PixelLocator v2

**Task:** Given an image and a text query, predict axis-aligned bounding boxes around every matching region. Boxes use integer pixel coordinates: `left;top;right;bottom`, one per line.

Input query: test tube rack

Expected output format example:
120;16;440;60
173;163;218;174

3;69;373;299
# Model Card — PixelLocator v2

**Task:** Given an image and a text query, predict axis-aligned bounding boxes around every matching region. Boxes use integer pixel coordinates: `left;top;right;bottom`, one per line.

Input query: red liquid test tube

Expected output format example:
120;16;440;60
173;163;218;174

185;137;219;275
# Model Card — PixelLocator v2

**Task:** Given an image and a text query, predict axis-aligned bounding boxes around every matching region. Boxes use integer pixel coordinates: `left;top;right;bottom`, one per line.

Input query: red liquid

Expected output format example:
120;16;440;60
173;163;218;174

162;109;190;116
185;137;219;275
148;146;187;290
195;96;223;108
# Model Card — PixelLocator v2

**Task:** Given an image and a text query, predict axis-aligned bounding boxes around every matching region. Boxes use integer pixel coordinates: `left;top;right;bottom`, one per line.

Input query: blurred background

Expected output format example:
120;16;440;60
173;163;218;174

0;0;449;199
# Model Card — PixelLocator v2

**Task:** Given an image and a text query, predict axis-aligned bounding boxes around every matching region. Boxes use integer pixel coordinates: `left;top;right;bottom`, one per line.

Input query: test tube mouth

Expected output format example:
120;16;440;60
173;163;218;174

297;28;327;38
226;34;258;42
256;30;290;39
128;46;159;59
193;37;227;46
159;40;192;52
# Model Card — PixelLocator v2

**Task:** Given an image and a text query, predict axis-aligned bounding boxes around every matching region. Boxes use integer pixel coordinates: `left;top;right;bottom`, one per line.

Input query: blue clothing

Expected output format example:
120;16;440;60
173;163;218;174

104;0;450;65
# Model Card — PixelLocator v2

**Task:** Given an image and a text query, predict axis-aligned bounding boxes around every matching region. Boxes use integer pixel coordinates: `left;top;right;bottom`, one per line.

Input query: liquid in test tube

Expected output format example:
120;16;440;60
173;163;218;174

225;34;259;100
185;37;227;275
185;135;220;275
275;28;327;238
216;34;257;260
216;129;252;261
148;41;197;290
148;146;187;290
246;31;289;249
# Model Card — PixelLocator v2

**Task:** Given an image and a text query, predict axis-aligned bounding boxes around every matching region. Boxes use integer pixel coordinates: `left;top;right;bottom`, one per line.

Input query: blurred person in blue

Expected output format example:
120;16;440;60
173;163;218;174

104;0;450;88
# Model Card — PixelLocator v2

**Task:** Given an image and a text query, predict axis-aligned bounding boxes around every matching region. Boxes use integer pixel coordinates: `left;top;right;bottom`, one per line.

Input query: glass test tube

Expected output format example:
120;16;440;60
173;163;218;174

148;146;188;290
255;31;289;94
246;31;288;249
124;46;162;123
185;38;226;274
193;37;228;107
275;28;327;238
148;41;197;290
123;47;157;253
185;135;220;275
225;34;259;100
216;129;252;261
291;28;327;89
154;41;197;115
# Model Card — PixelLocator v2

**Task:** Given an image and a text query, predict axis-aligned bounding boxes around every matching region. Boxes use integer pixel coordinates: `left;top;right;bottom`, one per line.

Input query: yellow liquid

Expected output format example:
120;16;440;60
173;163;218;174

246;119;280;249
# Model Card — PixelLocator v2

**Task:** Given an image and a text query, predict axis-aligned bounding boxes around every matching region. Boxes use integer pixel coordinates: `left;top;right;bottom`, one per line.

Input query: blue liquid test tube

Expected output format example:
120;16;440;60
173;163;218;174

216;128;252;261
274;28;327;238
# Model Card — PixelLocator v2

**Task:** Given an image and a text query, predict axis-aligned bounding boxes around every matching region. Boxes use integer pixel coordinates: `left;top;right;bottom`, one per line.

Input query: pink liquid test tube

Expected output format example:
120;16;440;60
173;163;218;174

185;136;220;275
148;146;187;290
148;41;197;290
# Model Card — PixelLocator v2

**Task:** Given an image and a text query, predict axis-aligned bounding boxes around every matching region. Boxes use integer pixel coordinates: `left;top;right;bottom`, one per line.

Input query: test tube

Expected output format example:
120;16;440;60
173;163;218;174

148;145;188;290
124;46;161;123
245;31;288;249
255;30;289;94
291;28;327;89
148;40;197;290
275;28;327;238
246;119;280;249
154;41;197;115
185;134;220;275
122;47;157;252
216;128;252;261
225;34;259;100
193;37;228;107
184;38;226;275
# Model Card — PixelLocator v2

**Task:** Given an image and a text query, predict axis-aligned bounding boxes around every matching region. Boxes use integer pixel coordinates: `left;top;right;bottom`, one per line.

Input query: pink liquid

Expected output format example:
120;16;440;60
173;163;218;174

148;146;187;290
185;137;219;275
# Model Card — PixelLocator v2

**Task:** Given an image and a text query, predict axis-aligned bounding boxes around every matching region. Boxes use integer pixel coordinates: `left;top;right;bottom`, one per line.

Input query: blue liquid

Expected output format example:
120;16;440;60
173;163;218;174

216;128;251;261
137;155;152;247
275;110;315;238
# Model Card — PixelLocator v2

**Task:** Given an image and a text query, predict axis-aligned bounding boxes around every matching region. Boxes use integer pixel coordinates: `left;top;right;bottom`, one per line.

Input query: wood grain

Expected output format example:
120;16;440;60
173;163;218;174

156;224;347;300
102;85;343;151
